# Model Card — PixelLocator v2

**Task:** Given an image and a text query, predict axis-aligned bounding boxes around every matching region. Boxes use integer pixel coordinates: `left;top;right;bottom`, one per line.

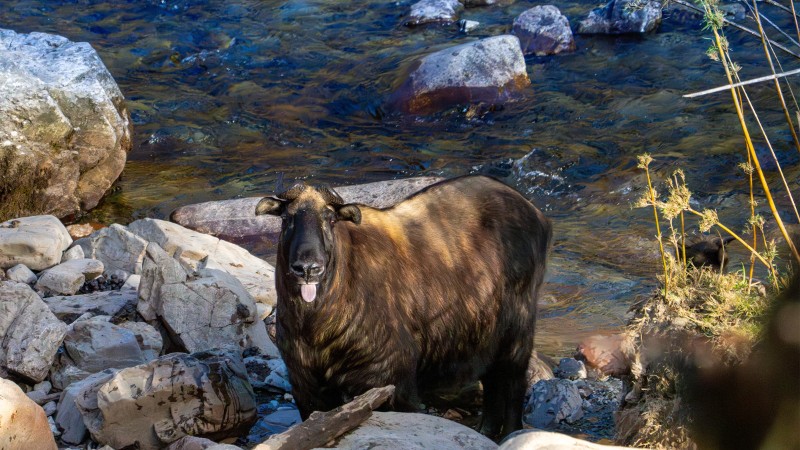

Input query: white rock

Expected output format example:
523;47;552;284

35;258;103;295
75;224;147;274
122;273;141;290
0;281;67;382
63;319;146;373
137;242;189;322
76;350;256;450
407;0;462;26
325;411;497;450
167;436;245;450
6;263;37;284
61;245;85;262
117;321;163;361
0;215;72;270
0;377;58;450
499;430;636;449
0;29;131;219
44;288;138;323
128;218;277;306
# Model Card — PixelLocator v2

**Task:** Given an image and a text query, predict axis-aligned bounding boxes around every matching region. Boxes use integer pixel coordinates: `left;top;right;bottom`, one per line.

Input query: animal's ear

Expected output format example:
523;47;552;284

336;204;361;224
255;197;286;216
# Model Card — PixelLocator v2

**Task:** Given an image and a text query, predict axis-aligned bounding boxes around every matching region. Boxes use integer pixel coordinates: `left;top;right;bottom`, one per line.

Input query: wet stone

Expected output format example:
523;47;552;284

406;0;463;26
512;6;576;56
524;379;584;428
555;357;587;380
577;0;662;34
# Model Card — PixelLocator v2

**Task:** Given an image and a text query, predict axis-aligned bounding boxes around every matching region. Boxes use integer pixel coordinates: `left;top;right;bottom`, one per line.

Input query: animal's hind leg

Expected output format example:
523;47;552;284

479;360;527;438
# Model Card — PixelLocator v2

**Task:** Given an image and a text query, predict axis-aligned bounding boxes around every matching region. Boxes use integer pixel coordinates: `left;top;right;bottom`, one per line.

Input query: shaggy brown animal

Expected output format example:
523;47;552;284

255;175;551;438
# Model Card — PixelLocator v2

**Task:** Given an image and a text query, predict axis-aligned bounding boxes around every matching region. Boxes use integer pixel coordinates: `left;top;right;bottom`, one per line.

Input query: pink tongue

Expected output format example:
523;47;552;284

300;284;317;303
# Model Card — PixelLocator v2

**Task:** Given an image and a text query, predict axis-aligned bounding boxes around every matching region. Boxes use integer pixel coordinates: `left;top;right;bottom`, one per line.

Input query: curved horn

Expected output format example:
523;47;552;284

277;183;307;201
318;185;344;206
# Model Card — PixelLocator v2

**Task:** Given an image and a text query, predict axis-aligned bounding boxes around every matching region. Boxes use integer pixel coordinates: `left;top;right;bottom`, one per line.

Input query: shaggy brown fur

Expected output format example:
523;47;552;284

256;175;552;438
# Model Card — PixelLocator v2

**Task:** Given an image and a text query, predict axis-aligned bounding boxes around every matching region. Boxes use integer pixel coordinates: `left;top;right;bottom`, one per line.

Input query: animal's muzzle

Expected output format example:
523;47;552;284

290;260;325;281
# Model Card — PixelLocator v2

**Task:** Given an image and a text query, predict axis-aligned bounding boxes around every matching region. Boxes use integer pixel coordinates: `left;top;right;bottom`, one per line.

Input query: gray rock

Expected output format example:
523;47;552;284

458;19;480;33
75;224;147;275
0;215;72;270
512;6;576;56
33;380;51;394
524;379;584;428
527;351;555;388
63;319;146;373
6;263;37;284
137;242;189;322
499;430;636;449
48;352;92;391
170;177;443;241
43;288;138;323
556;357;587;380
35;258;104;296
0;281;67;382
158;267;274;355
56;369;118;445
117;321;163;361
42;400;57;417
388;35;529;114
76;350;257;450
128;218;276;307
577;0;662;34
329;411;497;449
61;245;85;262
463;0;512;5
264;358;292;392
122;273;141;291
407;0;462;26
0;29;131;220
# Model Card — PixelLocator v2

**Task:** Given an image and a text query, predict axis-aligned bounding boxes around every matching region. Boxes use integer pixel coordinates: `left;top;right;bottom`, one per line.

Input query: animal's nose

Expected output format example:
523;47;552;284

290;261;324;278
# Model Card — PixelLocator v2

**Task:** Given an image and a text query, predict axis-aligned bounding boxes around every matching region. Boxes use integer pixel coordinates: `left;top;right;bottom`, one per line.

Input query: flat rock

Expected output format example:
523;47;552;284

407;0;463;26
512;6;576;56
44;288;138;323
499;430;636;449
63;318;147;373
35;258;104;296
129;218;276;306
0;377;57;450
170;177;443;241
577;0;662;34
76;350;257;450
387;35;529;114
0;29;131;220
324;411;497;450
6;263;37;284
75;223;148;275
0;215;72;270
0;281;67;382
524;379;584;428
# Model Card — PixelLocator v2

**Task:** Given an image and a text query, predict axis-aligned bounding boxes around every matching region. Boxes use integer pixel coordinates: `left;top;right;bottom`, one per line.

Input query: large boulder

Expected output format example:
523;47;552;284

0;215;72;270
406;0;463;26
0;29;131;221
512;6;576;56
331;411;497;449
76;350;257;450
388;35;530;114
0;281;67;382
74;224;148;275
170;177;443;241
128;218;276;306
0;378;57;450
55;369;118;445
577;0;662;34
499;430;636;449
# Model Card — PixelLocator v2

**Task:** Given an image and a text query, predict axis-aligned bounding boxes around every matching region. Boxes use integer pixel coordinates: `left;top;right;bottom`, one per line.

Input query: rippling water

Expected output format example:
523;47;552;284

4;0;799;356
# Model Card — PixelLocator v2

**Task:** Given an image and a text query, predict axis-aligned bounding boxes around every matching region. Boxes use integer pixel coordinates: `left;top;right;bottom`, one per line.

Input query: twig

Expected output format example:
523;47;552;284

683;67;800;98
764;0;799;19
672;0;800;59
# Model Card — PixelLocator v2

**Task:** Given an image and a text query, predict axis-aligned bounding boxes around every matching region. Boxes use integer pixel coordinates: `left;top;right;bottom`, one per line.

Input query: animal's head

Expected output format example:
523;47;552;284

255;183;361;302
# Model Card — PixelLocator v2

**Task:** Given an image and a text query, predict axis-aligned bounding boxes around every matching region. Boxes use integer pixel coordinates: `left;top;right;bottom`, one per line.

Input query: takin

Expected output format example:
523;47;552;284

255;175;552;438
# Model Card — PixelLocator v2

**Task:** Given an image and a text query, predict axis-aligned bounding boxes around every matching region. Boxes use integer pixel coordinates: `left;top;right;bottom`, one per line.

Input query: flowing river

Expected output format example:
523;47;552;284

4;0;799;357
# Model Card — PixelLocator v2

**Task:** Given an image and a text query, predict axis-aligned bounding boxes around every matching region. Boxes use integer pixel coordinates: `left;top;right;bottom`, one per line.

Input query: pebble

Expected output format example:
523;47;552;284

77;274;125;294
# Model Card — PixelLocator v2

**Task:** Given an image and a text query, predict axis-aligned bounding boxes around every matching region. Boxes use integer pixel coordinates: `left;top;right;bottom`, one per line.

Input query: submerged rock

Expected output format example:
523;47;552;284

0;378;57;450
388;35;529;114
0;29;131;220
76;350;257;450
406;0;463;26
0;215;72;271
0;281;67;382
512;6;576;56
577;0;662;34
